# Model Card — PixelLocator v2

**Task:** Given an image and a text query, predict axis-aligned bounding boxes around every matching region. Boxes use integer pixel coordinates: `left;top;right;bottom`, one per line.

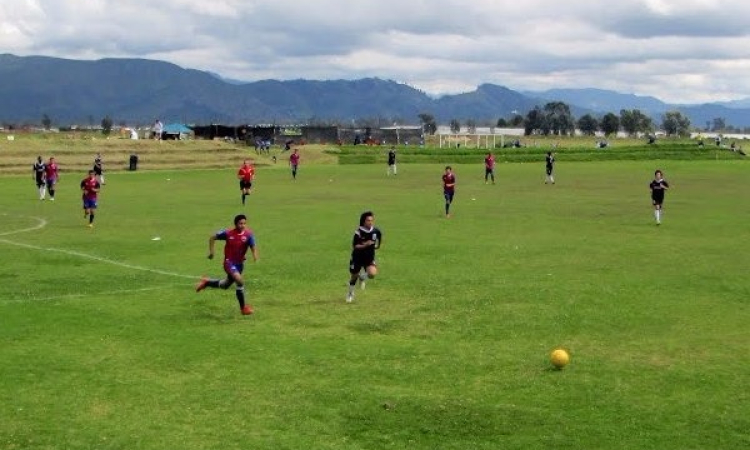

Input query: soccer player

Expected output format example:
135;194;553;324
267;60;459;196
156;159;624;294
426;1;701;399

44;157;60;201
195;214;258;315
93;153;105;185
289;149;300;180
80;170;101;227
545;151;555;184
484;152;495;184
387;147;397;176
237;159;255;205
649;169;670;225
32;156;46;200
442;166;456;218
346;211;382;303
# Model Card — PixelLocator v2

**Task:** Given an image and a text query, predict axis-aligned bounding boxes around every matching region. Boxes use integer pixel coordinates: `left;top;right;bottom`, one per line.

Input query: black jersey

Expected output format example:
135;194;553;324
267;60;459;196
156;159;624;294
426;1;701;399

545;154;555;167
650;178;669;201
351;226;382;262
93;156;103;174
33;161;46;180
388;150;396;165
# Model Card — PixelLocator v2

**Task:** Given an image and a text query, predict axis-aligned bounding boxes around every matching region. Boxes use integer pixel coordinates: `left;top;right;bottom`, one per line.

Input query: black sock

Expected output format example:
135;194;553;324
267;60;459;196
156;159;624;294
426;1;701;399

50;189;55;197
207;279;221;288
242;193;246;204
445;203;450;215
235;285;245;308
89;213;94;224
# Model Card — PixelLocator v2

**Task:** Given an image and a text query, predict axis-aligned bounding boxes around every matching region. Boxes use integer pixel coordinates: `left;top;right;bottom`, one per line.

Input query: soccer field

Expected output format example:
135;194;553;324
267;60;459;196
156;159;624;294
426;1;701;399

1;161;749;450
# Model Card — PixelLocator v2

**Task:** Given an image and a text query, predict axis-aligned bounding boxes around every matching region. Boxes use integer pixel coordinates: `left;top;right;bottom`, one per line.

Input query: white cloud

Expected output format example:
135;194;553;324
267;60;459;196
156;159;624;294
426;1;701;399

3;0;750;103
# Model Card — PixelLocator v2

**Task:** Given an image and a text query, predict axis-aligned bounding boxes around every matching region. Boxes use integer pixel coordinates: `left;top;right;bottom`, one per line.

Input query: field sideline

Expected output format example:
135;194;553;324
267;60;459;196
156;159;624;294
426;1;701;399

1;160;749;450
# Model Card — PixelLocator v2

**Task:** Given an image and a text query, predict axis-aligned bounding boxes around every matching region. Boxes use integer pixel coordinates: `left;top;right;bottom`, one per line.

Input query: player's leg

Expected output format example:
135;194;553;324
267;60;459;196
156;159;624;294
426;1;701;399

444;192;452;217
38;180;46;200
228;269;252;314
88;202;96;226
347;261;360;302
47;180;55;200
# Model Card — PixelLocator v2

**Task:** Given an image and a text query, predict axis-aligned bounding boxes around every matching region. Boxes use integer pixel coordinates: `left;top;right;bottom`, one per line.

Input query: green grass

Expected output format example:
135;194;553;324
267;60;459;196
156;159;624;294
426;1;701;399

1;160;749;450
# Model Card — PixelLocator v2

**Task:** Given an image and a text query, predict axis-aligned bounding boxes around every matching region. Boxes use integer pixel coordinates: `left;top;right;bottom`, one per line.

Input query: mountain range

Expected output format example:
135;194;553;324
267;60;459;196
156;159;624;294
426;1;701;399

1;53;750;128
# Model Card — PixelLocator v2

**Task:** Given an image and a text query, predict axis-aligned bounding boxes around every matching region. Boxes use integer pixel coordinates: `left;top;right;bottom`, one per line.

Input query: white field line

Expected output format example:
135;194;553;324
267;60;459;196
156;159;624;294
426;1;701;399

0;215;197;280
0;284;190;305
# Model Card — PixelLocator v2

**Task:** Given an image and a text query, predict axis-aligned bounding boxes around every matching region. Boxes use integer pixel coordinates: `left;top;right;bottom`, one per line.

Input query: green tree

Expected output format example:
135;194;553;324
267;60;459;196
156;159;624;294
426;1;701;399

41;114;52;130
600;112;620;136
465;119;477;134
577;114;599;136
543;101;575;136
620;109;653;136
418;113;437;135
449;119;461;134
524;107;546;136
101;115;113;136
662;110;691;137
509;114;525;127
496;117;508;127
711;117;726;132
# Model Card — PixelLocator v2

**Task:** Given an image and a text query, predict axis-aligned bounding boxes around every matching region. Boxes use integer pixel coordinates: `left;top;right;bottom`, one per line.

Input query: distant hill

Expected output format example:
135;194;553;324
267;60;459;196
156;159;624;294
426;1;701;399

2;54;750;128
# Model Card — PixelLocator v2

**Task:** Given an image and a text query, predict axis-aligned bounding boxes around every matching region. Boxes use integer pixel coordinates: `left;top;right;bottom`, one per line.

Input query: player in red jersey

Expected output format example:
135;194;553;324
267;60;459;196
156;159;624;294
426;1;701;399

44;157;60;201
289;149;300;180
195;214;259;315
237;159;255;205
484;152;495;184
80;170;101;227
442;166;456;218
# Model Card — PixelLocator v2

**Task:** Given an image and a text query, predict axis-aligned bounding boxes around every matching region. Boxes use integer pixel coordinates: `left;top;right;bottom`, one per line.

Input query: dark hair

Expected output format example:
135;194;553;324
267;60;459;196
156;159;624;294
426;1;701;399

445;165;452;170
359;211;374;226
234;214;247;226
654;169;662;176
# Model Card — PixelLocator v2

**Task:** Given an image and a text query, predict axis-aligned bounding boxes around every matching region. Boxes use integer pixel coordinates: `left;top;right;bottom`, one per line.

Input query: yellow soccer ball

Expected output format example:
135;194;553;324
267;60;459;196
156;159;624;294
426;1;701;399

550;349;570;369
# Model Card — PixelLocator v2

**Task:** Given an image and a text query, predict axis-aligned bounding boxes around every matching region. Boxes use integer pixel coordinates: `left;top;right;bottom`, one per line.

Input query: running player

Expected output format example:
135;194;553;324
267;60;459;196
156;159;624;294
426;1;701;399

545;152;555;184
289;149;300;180
442;166;456;218
33;156;46;200
44;157;60;201
80;170;101;227
484;152;495;184
237;159;255;205
195;214;258;315
650;169;670;225
346;211;382;303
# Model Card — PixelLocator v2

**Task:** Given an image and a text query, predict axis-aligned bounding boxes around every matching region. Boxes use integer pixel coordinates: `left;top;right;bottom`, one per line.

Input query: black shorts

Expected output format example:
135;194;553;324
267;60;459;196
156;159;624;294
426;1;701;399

651;192;665;205
94;166;103;175
36;177;45;187
485;168;494;175
444;190;455;202
239;180;253;189
349;257;376;274
546;165;553;176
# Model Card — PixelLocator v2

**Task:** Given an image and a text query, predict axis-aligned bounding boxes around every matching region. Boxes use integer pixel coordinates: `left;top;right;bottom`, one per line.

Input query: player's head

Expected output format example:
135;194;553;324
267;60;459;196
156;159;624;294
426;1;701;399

37;155;42;162
654;169;663;178
233;214;247;229
88;170;95;177
359;211;374;227
547;151;552;156
49;156;55;163
445;165;452;173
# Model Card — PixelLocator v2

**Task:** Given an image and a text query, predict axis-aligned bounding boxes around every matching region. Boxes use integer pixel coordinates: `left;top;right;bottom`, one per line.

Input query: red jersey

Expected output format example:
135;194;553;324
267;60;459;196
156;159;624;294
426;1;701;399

216;228;255;265
442;173;456;193
485;155;495;169
289;153;300;166
237;165;255;182
45;162;59;180
80;177;100;200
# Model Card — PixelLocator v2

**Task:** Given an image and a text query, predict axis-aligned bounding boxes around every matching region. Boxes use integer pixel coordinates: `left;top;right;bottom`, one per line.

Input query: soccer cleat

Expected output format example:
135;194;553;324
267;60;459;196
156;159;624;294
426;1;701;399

241;305;254;315
50;198;55;201
346;294;354;303
88;223;94;228
195;277;209;292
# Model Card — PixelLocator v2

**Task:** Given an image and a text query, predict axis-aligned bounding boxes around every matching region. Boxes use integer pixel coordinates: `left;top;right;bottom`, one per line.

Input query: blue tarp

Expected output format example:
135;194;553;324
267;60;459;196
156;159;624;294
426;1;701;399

163;123;192;134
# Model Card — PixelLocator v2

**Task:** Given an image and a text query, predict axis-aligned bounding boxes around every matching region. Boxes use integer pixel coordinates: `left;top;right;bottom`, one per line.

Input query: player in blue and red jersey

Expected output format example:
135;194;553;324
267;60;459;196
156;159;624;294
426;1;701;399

237;159;255;205
442;166;456;218
195;214;259;315
80;170;100;227
44;157;60;201
484;153;495;184
289;149;300;180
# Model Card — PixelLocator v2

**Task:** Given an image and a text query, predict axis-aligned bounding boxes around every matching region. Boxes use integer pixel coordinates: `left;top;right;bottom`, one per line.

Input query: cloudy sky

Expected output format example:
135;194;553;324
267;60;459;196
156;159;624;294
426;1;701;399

4;0;750;104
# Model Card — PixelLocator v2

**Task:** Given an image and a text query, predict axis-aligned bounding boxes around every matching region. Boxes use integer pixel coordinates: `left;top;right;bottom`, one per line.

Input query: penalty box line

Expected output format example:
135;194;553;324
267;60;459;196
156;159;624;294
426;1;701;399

0;215;198;281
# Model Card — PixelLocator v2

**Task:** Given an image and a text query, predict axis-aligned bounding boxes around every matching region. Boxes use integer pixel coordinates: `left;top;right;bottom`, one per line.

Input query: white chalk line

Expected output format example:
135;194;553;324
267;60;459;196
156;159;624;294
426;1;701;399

0;284;192;305
0;215;198;280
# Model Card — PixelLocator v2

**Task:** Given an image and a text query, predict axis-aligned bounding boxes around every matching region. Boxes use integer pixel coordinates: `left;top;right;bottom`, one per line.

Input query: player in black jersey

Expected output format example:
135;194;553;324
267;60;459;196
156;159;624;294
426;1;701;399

32;156;46;200
545;151;555;184
346;211;382;303
93;153;105;185
649;169;670;225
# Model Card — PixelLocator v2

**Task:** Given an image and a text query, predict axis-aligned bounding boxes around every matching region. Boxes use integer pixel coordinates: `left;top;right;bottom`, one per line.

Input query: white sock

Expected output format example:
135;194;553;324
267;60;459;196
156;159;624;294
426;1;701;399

39;187;45;198
348;284;356;295
655;210;660;222
359;272;367;281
